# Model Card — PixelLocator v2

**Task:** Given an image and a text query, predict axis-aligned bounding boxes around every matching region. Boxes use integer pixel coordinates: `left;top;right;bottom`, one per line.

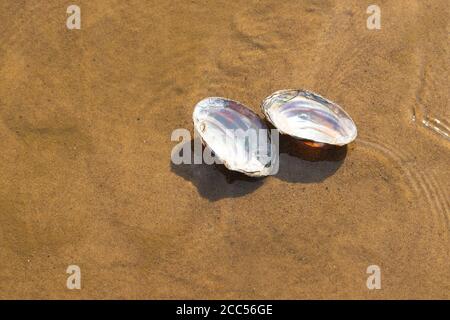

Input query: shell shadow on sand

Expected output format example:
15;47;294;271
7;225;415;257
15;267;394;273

170;136;347;201
275;135;347;183
170;139;265;201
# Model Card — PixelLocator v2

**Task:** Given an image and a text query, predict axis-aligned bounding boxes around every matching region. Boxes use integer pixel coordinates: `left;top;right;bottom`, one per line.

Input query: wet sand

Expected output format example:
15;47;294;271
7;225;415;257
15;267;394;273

0;0;448;299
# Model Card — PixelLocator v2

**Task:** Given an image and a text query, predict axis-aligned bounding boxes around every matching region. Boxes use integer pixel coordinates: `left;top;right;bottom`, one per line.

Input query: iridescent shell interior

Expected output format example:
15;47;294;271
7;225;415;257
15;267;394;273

193;97;277;176
261;89;357;146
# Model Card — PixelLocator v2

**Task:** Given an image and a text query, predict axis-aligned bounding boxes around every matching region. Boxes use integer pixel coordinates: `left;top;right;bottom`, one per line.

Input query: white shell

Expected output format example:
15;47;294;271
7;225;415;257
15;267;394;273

193;97;277;177
261;89;357;146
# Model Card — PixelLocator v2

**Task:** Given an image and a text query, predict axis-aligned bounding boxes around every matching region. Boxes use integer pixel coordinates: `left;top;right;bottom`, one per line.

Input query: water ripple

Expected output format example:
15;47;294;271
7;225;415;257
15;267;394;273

358;137;449;235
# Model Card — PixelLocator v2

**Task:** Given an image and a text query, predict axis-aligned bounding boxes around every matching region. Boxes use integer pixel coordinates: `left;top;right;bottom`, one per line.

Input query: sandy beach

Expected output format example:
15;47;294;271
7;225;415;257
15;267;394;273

0;0;448;299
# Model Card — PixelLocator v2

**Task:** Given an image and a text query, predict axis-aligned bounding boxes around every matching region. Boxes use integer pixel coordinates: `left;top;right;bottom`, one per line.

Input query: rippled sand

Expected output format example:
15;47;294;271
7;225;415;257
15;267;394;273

0;0;448;298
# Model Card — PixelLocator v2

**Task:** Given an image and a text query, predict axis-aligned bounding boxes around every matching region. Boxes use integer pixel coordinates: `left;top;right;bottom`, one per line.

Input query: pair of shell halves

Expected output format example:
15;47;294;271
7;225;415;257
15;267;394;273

192;89;357;177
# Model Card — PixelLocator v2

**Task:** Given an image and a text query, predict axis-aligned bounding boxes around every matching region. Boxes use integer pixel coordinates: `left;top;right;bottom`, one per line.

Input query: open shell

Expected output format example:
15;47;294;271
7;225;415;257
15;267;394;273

193;97;278;177
261;89;357;146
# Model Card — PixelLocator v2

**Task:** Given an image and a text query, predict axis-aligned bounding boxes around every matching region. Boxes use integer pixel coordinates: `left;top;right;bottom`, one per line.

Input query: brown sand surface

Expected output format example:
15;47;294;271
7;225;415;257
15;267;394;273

0;0;448;299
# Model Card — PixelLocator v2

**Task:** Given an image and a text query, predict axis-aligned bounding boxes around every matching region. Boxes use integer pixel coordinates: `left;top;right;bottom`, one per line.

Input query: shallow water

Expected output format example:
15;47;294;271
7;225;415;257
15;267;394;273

0;0;448;298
